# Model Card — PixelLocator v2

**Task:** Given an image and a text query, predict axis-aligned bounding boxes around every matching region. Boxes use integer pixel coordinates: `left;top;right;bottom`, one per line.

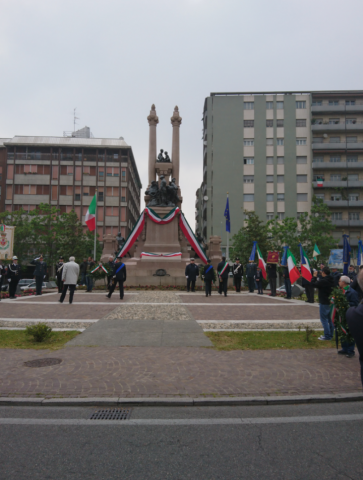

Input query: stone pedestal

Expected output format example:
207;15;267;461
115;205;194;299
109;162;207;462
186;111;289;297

100;234;117;263
207;235;222;269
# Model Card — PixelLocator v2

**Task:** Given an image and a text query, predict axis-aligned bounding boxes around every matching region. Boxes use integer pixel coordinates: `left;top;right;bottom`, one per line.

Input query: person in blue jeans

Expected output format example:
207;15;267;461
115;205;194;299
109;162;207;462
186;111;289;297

310;267;335;340
337;275;359;358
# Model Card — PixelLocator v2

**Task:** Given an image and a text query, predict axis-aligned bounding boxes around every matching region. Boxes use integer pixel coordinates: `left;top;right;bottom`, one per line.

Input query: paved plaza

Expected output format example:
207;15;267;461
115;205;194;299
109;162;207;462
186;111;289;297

0;290;362;398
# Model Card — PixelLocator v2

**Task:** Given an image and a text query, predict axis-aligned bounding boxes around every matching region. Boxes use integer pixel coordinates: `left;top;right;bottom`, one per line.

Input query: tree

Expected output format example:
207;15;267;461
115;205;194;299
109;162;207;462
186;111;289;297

267;216;300;259
231;211;271;266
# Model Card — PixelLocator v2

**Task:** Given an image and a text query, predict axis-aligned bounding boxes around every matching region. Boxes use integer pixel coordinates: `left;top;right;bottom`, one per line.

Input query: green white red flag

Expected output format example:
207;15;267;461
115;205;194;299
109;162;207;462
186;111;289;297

256;244;267;280
287;248;300;284
299;243;312;282
85;195;96;231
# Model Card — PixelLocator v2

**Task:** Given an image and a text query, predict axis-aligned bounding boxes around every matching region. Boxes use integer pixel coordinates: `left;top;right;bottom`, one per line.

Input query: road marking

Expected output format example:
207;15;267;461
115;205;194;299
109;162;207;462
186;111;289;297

0;318;98;323
202;328;324;332
1;414;363;426
0;327;85;331
197;319;321;323
0;302;317;306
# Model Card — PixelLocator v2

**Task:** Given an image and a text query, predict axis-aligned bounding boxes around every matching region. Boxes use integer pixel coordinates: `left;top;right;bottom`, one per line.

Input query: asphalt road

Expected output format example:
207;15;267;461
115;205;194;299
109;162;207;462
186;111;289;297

1;403;363;479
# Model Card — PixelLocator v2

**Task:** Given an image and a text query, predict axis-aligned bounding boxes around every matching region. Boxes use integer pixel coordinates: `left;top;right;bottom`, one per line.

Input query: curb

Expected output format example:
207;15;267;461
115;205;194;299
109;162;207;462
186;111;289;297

0;393;362;407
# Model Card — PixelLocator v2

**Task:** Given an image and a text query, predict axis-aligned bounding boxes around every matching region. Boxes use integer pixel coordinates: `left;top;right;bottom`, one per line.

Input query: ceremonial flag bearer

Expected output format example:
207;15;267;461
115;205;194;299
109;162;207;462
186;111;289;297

233;258;244;293
217;256;230;297
107;257;127;300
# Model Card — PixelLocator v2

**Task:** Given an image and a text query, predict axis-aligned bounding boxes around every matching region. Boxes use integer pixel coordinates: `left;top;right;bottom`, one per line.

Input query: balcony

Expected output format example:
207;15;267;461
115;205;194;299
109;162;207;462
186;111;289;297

312;102;363;114
331;219;363;227
312;122;363;132
312;181;361;188
312;161;363;169
13;153;57;161
312;142;363;151
325;200;363;207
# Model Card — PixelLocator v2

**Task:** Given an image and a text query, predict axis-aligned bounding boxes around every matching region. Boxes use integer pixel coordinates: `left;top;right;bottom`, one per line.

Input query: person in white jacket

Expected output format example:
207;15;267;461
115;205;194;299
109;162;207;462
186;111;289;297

59;256;80;304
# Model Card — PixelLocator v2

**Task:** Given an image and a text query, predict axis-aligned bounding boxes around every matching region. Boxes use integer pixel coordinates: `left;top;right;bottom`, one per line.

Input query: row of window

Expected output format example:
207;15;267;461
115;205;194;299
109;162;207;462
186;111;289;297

242;175;307;184
312;100;357;106
313;118;359;125
7;184;127;201
326;194;360;202
313;174;359;181
244;138;307;146
330;212;360;220
242;193;307;202
244;119;307;128
244;101;306;110
243;156;308;165
313;136;360;143
313;156;359;163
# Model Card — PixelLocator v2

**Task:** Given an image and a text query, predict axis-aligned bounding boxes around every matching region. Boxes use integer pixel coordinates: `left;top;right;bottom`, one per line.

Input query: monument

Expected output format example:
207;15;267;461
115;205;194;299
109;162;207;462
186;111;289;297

118;105;208;285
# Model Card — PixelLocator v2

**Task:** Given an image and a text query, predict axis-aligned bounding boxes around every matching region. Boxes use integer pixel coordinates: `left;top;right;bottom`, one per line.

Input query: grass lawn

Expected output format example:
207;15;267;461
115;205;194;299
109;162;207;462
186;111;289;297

205;331;336;351
0;330;80;350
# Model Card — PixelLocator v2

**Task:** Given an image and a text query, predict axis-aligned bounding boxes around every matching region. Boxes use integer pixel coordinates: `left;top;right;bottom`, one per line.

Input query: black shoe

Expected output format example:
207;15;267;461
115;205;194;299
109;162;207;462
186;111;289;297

58;300;63;303
69;302;72;304
106;295;110;299
346;353;355;358
224;294;227;297
337;349;346;355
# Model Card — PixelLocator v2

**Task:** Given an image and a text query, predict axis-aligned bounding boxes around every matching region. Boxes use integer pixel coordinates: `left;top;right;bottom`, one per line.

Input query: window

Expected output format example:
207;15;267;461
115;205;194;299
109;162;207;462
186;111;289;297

329;100;339;106
349;212;360;220
266;175;274;183
266;157;274;165
277;119;284;127
346;118;357;124
277;212;285;220
98;168;105;181
329;118;340;124
296;101;306;109
347;156;358;162
297;193;308;201
297;175;307;183
244;194;254;202
296;138;306;145
313;156;323;163
277;175;284;183
330;194;342;201
75;194;81;201
297;156;307;164
98;191;104;202
122;170;126;178
329;137;341;143
331;212;342;220
313;137;324;143
266;213;274;220
244;139;254;146
315;194;325;201
266;120;273;127
349;194;359;202
266;138;273;145
296;119;306;127
244;120;254;127
244;176;254;183
266;194;274;201
277;138;284;145
346;100;356;106
297;212;305;219
106;167;120;177
312;101;322;106
266;102;273;109
330;156;341;163
121;196;126;202
244;102;254;110
348;174;359;181
244;157;254;164
276;102;284;109
277;193;285;201
313;118;323;124
330;174;341;181
347;136;357;143
313;175;325;181
106;187;120;197
277;157;284;164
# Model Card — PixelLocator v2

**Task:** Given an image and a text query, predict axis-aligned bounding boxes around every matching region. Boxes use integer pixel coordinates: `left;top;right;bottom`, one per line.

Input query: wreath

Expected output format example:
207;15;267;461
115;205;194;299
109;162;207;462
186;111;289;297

330;287;354;344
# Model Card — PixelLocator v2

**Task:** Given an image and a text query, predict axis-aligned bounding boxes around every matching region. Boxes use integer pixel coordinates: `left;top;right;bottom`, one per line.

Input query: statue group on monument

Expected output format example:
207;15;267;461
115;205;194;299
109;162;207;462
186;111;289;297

157;149;171;163
145;176;180;207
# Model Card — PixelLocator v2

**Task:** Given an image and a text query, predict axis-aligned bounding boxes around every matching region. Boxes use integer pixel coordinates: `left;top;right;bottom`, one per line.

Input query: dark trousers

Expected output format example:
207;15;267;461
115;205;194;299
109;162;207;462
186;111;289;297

341;339;355;355
9;279;19;298
187;279;196;292
0;276;2;300
56;276;63;294
270;277;276;296
107;276;113;290
35;275;43;295
108;280;124;299
284;278;292;299
257;280;263;294
86;275;93;292
247;277;254;293
205;280;212;296
305;285;315;303
234;276;241;292
60;284;76;304
218;279;228;296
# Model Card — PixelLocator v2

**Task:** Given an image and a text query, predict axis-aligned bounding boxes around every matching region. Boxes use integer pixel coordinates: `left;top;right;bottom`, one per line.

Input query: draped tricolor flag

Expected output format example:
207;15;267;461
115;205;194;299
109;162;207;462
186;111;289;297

85;194;97;231
299;243;312;282
287;249;300;284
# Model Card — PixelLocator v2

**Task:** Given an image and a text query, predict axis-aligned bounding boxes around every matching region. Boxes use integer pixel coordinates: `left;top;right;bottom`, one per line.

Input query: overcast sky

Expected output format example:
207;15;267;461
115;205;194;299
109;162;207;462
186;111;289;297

1;0;363;229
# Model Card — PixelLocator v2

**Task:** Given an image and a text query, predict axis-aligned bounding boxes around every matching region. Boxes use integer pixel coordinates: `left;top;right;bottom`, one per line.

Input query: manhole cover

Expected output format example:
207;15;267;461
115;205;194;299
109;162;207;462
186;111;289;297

90;408;132;420
24;358;63;368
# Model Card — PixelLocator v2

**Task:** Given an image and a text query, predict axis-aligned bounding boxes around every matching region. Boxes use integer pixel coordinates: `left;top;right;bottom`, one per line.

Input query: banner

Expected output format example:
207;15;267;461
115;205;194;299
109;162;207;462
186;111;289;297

179;212;208;264
249;241;257;262
140;252;182;258
266;251;279;264
0;225;15;260
328;249;343;269
144;206;180;224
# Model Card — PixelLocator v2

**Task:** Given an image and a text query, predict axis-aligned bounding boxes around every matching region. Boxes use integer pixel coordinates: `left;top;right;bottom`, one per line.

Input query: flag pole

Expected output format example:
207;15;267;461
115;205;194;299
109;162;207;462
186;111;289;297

94;189;97;261
226;192;229;262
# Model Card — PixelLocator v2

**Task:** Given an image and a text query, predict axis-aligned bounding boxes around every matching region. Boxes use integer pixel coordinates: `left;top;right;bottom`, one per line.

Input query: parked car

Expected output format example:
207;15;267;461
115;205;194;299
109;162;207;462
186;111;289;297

21;281;57;291
18;279;34;287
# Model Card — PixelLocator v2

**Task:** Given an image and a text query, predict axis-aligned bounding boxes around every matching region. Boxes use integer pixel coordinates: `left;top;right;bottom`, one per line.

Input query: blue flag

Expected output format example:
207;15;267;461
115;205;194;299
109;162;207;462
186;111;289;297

224;197;230;233
249;241;257;262
281;246;288;266
342;234;351;275
358;239;363;266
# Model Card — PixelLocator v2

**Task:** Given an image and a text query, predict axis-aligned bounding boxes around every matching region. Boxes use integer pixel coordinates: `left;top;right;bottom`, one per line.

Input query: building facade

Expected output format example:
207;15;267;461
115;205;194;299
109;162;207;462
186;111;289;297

2;136;141;240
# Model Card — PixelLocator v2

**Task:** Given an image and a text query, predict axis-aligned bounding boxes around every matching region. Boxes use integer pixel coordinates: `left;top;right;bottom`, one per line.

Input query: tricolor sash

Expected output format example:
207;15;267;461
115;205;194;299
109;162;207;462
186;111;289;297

218;262;229;276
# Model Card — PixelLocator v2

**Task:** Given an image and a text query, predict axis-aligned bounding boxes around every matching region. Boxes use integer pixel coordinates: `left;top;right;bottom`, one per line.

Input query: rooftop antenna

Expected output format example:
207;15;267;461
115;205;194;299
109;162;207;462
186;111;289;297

73;107;79;132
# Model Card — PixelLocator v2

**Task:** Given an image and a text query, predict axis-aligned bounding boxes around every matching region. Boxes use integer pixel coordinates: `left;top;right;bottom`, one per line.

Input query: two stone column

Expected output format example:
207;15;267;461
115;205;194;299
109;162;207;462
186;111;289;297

170;106;182;186
147;104;159;185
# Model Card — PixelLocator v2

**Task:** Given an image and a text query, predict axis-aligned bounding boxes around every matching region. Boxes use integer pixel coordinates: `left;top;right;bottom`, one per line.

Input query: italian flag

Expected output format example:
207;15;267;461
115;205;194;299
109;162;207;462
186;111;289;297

85;194;96;231
256;244;267;280
287;248;300;284
299;244;312;282
317;178;324;187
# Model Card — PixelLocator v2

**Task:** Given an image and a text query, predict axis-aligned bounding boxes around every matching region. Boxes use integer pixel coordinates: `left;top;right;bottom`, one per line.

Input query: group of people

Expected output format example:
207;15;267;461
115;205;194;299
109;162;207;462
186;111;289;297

0;256;21;299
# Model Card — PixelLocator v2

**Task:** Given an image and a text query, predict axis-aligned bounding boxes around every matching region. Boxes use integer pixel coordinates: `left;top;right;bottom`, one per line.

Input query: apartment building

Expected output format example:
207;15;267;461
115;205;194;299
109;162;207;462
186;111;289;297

1;136;141;239
311;91;363;247
198;92;311;250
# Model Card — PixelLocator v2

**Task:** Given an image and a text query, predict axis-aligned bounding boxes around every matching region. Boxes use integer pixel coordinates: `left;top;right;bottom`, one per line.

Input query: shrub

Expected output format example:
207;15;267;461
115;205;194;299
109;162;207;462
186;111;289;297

26;323;52;342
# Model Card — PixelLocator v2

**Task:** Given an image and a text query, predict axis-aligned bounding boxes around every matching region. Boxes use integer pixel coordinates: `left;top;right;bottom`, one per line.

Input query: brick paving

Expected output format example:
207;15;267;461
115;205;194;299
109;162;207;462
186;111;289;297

0;347;361;398
179;294;291;304
0;303;116;320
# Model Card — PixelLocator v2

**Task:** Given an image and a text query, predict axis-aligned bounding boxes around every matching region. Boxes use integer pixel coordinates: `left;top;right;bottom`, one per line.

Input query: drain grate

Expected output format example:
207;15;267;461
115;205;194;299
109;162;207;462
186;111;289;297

89;408;132;420
24;358;62;368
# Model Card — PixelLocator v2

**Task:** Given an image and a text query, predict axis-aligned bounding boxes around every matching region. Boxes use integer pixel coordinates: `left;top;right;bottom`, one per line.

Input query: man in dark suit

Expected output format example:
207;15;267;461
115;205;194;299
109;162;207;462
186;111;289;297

232;258;243;293
246;261;257;293
107;256;115;291
185;258;199;292
351;265;363;301
267;263;277;296
7;256;21;299
106;257;127;300
202;259;215;297
55;256;64;294
347;270;363;386
31;254;47;296
217;256;229;297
